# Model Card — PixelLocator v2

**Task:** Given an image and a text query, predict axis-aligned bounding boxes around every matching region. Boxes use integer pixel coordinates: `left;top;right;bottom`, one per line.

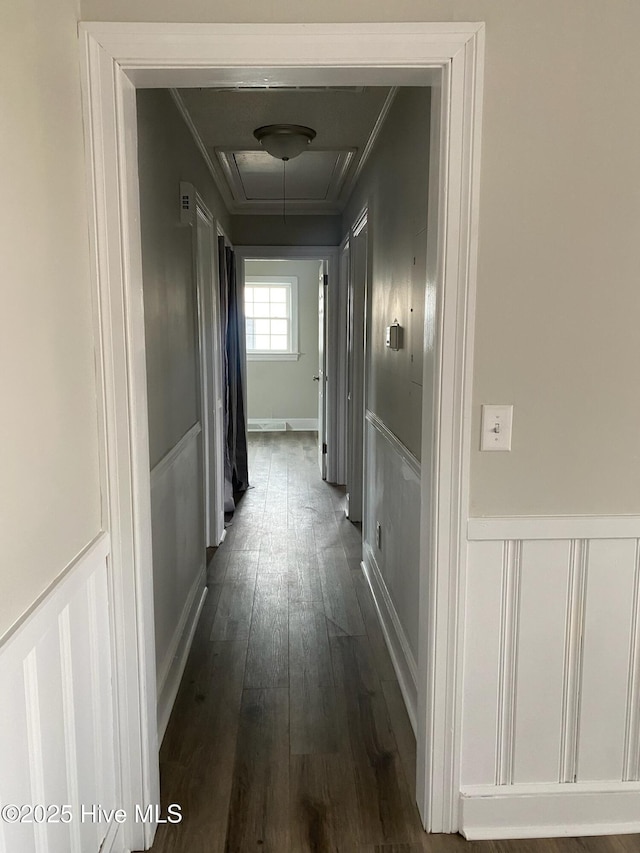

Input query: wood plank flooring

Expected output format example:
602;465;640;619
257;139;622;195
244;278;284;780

146;432;636;853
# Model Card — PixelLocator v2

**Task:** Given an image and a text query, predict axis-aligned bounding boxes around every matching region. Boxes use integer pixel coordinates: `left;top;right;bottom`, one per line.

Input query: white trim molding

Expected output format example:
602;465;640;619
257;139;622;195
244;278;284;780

365;410;420;478
460;782;640;840
362;547;418;734
172;87;397;217
150;422;202;482
79;22;486;840
247;418;318;432
157;573;207;745
468;515;640;541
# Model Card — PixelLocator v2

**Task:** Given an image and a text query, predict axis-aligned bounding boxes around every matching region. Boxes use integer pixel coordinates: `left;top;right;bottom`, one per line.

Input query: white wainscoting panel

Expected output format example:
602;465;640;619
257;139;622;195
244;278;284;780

578;539;639;782
0;533;121;853
362;411;421;730
150;422;207;742
461;518;640;838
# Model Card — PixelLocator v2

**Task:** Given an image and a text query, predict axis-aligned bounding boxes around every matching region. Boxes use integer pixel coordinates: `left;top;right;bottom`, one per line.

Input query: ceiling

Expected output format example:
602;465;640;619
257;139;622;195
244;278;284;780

174;87;394;215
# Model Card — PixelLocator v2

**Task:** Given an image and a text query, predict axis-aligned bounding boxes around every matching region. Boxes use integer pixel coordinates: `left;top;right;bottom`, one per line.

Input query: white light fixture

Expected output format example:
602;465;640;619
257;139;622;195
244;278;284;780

253;124;316;161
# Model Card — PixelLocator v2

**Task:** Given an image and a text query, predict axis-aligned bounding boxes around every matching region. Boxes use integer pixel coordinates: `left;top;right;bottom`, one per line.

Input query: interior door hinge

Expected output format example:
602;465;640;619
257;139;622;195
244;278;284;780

322;442;327;454
323;274;329;287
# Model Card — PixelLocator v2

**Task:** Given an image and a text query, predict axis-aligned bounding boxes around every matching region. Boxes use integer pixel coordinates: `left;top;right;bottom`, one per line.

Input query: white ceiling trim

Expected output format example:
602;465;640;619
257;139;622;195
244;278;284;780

171;85;398;217
216;148;355;214
169;88;235;211
340;86;397;204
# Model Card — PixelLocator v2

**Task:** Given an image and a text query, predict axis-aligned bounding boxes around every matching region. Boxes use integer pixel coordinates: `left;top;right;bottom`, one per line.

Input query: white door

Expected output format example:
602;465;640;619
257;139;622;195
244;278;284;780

346;216;367;522
195;204;225;546
317;263;328;478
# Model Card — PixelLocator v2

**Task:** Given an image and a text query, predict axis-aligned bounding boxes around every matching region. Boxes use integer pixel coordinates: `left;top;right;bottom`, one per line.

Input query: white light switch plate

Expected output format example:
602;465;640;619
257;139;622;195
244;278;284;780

481;404;513;451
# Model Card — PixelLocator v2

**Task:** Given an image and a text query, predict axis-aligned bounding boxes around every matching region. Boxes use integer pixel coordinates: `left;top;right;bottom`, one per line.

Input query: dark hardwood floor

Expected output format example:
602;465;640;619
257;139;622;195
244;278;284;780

146;432;637;853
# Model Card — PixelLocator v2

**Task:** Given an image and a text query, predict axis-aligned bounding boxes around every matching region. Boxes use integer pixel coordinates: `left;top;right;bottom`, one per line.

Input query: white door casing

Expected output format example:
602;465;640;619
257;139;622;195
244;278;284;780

79;22;485;844
193;195;226;547
345;211;368;524
235;245;339;477
317;263;328;479
335;238;350;487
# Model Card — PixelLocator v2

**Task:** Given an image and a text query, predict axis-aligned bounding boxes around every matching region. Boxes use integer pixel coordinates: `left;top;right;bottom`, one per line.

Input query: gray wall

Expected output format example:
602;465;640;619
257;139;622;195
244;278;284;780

0;0;101;637
136;89;231;693
231;214;341;247
137;89;231;467
343;88;431;661
343;87;431;461
244;259;320;423
81;0;640;519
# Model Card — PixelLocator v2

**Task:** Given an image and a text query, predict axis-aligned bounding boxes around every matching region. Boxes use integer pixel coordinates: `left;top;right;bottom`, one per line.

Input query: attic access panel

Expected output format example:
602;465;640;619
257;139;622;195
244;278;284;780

216;148;355;212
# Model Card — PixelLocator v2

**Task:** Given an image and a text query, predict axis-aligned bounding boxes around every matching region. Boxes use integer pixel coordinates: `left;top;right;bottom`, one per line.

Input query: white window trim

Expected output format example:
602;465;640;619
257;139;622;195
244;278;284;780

244;275;300;361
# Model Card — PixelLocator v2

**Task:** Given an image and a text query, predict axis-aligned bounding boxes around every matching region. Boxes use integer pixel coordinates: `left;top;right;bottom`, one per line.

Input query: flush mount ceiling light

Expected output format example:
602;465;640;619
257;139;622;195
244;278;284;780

253;124;316;161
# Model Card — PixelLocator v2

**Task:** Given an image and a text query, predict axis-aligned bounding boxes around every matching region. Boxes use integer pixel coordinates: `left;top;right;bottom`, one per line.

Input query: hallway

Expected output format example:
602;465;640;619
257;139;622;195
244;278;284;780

146;433;637;853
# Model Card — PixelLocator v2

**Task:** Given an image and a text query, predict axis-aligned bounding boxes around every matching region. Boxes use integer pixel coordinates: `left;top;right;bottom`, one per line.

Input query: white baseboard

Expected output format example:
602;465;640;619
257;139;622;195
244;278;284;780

157;567;207;744
460;782;640;840
247;417;318;432
361;543;418;733
99;820;124;853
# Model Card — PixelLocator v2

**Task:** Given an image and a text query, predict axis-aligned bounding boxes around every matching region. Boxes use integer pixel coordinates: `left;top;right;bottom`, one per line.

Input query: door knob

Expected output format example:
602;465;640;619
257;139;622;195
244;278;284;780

313;375;320;381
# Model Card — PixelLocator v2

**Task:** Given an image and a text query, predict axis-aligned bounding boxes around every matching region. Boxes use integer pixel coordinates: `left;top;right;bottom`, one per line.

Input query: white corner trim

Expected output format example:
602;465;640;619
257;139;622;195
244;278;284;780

468;516;640;542
157;567;207;745
365;410;421;478
150;422;202;483
362;545;418;734
460;782;640;840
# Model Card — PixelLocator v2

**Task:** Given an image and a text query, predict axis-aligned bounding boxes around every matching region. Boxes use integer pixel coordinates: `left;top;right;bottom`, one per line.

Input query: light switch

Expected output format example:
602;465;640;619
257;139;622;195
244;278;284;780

481;405;513;451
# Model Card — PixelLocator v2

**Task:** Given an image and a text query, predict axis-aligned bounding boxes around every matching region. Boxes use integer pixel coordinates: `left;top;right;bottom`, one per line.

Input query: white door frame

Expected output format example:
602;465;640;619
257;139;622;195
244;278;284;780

235;245;340;482
79;22;484;846
336;236;350;487
187;188;226;547
344;208;368;523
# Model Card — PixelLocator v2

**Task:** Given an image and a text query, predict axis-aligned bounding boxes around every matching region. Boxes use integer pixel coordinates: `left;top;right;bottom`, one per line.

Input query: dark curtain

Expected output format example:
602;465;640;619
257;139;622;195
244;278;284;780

218;238;249;512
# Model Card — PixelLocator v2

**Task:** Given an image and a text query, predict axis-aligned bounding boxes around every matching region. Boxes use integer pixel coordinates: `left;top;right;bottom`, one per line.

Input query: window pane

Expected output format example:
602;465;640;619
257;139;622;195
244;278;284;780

245;279;294;355
271;335;288;351
270;302;287;318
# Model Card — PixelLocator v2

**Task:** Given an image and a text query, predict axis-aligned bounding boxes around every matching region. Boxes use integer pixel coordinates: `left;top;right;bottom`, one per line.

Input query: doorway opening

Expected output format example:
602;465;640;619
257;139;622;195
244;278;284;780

80;22;484;851
238;251;335;481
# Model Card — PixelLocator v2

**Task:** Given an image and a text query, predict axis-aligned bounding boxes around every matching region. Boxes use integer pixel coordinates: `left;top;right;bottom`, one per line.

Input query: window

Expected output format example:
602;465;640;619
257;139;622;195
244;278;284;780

244;275;299;360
